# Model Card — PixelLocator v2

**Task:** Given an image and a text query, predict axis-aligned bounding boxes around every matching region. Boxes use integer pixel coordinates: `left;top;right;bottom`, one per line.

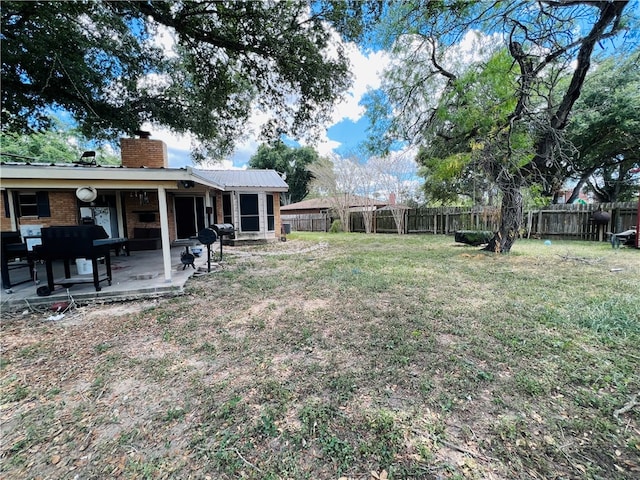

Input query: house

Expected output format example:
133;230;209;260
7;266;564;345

1;133;288;283
280;195;388;232
280;195;387;215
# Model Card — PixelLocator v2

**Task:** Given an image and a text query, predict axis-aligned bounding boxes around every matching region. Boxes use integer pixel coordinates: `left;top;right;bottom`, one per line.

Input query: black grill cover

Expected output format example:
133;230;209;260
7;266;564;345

40;225;109;258
197;228;217;245
213;223;234;235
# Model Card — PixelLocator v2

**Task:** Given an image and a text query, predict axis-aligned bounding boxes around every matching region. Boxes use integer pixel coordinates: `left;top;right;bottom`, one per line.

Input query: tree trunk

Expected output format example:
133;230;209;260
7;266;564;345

483;184;523;253
567;169;595;204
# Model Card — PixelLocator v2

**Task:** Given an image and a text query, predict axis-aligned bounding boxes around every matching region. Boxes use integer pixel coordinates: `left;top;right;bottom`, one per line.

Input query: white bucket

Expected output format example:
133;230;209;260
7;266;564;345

76;258;93;275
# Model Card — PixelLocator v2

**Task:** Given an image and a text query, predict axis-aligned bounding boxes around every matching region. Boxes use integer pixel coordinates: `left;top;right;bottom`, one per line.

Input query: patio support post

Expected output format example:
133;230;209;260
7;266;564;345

204;191;212;227
7;190;18;231
157;186;172;283
115;192;125;239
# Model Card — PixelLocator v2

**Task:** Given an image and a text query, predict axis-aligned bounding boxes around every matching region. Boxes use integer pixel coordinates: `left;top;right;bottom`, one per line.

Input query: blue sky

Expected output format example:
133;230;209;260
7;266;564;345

155;41;389;169
161;105;375;169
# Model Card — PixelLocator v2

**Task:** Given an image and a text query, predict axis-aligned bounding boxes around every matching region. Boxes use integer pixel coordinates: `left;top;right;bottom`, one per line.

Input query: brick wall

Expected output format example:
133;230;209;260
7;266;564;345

214;191;224;225
0;193;12;231
124;193;160;237
120;138;168;168
274;192;282;233
124;192;177;241
4;191;79;231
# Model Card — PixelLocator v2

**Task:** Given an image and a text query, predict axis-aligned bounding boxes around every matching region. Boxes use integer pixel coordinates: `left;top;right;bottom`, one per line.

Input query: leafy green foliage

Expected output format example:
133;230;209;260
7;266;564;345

329;219;343;233
1;1;374;160
249;142;319;204
0;118;120;164
416;49;527;204
566;52;640;202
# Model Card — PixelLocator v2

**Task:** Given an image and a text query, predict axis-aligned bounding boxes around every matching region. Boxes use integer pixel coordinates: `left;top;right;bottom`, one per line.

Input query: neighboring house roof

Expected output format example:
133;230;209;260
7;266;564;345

281;197;332;211
192;169;288;192
281;195;387;211
377;204;411;210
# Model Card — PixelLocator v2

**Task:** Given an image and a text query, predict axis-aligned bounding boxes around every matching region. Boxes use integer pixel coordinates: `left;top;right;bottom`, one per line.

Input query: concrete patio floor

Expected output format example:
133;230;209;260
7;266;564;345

0;246;221;312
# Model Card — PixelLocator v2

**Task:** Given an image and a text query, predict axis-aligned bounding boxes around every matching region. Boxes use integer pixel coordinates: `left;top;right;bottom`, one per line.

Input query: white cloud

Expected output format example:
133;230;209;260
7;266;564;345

141;23;389;168
313;135;343;157
330;44;390;125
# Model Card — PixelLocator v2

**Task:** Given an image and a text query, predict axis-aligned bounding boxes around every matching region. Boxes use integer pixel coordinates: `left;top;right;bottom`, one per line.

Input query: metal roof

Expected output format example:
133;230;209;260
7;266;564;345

1;162;288;192
192;169;288;192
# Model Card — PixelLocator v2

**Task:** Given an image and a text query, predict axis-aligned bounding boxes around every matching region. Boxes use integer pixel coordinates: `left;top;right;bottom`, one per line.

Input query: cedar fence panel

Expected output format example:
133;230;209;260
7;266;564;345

374;210;400;233
281;214;331;232
284;202;636;241
345;201;637;241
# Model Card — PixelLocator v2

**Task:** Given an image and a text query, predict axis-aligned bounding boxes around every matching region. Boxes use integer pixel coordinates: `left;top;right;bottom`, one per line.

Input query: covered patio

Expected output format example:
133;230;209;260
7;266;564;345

0;246;219;312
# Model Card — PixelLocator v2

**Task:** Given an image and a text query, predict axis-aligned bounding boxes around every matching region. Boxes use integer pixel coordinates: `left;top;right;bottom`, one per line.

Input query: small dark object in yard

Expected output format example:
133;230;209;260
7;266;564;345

181;252;196;270
50;301;69;312
610;234;621;249
591;210;611;225
607;228;637;248
37;285;51;296
454;230;493;246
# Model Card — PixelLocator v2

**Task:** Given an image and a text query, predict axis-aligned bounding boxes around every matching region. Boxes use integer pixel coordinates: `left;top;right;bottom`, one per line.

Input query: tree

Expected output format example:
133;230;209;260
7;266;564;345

308;156;361;232
565;52;640;203
369;151;420;234
367;1;636;252
0;118;120;165
1;1;379;160
249;142;319;205
353;160;380;234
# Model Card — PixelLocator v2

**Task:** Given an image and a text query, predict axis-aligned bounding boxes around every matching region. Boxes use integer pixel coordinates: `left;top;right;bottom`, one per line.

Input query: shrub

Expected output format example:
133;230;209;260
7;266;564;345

329;219;343;233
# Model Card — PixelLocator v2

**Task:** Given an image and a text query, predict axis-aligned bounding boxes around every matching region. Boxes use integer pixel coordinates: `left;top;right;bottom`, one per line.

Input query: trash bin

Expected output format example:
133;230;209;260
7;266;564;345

76;258;93;275
282;223;291;234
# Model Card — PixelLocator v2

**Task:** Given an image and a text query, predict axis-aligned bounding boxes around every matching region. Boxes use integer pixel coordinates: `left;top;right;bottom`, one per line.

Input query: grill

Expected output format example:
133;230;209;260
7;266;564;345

197;228;218;272
212;223;235;261
37;225;127;292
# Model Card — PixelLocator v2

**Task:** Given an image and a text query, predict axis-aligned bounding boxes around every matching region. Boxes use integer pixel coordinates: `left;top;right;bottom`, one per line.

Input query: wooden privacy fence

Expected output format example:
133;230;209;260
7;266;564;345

285;202;638;242
281;214;331;233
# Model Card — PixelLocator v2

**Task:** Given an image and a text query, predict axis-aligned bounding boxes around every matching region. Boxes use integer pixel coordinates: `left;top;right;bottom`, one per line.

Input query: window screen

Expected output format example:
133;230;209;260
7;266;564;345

239;194;259;231
267;194;275;231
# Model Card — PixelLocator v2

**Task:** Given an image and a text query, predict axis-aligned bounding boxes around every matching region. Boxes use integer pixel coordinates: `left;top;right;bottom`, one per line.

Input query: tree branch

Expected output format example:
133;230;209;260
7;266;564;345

132;2;273;58
429;38;457;83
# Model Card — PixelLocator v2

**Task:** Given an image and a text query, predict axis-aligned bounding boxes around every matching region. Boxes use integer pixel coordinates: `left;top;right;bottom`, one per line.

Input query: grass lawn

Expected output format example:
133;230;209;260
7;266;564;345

1;232;639;479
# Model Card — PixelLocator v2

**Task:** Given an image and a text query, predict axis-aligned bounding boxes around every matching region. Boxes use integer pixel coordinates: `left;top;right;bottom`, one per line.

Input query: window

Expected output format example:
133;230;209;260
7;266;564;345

195;196;205;232
18;193;38;217
239;194;259;231
211;195;218;224
17;192;50;217
267;194;275;231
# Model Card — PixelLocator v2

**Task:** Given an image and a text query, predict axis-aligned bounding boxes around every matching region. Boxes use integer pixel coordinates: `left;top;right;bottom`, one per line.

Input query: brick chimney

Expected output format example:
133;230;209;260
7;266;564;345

120;131;168;168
